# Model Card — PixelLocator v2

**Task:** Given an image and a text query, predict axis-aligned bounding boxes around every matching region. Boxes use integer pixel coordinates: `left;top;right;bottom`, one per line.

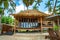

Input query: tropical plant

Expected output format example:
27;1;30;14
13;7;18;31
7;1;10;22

53;0;58;14
22;0;42;10
0;0;16;24
0;0;16;15
53;24;59;31
56;4;60;14
7;8;15;14
1;16;14;25
45;0;52;13
33;3;38;10
45;0;60;14
23;0;34;10
23;0;34;7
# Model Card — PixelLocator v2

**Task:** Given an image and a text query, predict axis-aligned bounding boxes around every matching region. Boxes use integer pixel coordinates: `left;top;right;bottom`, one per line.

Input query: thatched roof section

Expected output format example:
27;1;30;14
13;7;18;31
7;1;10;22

11;10;49;17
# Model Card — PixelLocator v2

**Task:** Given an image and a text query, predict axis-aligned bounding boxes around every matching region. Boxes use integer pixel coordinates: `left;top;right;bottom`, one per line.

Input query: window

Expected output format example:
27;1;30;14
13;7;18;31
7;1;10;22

18;18;40;28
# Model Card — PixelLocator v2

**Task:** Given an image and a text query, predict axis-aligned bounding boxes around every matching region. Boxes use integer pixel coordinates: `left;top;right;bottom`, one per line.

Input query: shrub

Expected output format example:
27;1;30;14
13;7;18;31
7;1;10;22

53;25;59;31
1;16;14;25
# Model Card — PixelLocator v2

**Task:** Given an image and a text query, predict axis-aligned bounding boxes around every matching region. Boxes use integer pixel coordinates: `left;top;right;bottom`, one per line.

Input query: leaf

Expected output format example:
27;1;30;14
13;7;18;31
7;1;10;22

0;1;2;6
23;0;34;7
10;1;16;11
48;6;52;13
0;7;4;14
4;1;9;9
45;1;51;8
1;16;14;25
37;0;42;4
57;4;60;7
57;1;60;3
53;25;59;31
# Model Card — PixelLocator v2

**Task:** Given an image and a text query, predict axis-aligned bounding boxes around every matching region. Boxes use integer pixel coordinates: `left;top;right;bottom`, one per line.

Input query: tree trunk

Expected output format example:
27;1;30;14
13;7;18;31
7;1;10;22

52;0;58;15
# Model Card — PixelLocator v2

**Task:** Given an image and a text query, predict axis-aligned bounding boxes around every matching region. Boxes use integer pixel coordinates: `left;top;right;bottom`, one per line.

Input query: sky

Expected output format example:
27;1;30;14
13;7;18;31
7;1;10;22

15;0;49;14
4;0;52;16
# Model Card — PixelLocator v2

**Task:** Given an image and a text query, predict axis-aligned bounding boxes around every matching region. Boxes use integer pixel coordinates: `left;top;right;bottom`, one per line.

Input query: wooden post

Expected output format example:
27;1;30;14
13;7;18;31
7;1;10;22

14;19;16;35
57;18;59;26
53;21;55;27
41;17;43;32
57;18;59;30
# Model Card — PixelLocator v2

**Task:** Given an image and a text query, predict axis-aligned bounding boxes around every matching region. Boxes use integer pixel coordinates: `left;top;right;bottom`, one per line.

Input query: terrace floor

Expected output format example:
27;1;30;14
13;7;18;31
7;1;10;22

0;33;50;40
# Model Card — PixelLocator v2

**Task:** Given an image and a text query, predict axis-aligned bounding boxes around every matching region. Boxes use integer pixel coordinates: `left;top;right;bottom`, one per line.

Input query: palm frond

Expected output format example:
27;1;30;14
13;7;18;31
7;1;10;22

48;6;52;13
4;1;8;9
23;0;34;7
57;1;60;3
45;0;51;8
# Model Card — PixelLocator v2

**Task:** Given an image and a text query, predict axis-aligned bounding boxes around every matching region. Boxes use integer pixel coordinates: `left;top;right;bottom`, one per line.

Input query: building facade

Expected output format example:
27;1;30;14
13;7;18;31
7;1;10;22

11;10;53;32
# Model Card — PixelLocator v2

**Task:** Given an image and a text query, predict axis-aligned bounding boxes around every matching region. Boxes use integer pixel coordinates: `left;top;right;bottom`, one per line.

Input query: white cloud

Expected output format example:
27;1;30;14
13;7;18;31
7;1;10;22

44;11;52;15
15;4;27;13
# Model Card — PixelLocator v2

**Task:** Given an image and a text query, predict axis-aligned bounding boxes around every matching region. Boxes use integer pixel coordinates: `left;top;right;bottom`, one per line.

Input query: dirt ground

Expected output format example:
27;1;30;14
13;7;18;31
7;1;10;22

0;33;50;40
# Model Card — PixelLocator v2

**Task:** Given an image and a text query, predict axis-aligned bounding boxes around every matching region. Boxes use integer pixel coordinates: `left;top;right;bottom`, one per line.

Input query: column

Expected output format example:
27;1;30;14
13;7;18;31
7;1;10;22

57;18;60;30
41;17;43;32
57;18;59;26
14;19;16;35
53;21;55;27
38;18;40;28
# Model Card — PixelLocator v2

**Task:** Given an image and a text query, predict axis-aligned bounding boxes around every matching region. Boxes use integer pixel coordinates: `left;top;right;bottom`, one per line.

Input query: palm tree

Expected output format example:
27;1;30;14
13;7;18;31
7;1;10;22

0;0;16;16
45;0;59;15
53;0;58;15
22;0;42;10
56;4;60;14
45;0;52;13
23;0;34;10
33;3;38;10
0;0;16;24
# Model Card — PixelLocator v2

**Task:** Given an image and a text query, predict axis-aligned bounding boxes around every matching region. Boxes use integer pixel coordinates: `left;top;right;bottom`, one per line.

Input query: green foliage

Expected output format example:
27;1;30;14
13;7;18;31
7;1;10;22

0;7;4;15
45;0;51;8
0;0;16;15
1;16;14;25
4;0;9;9
56;4;60;14
53;25;59;31
33;3;38;10
35;0;42;6
48;6;52;13
23;0;42;10
45;0;60;14
37;0;42;3
45;0;52;13
23;0;34;7
33;0;42;10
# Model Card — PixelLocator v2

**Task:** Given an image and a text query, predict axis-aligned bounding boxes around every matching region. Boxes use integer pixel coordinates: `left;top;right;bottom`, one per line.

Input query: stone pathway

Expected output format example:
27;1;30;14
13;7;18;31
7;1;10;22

0;33;50;40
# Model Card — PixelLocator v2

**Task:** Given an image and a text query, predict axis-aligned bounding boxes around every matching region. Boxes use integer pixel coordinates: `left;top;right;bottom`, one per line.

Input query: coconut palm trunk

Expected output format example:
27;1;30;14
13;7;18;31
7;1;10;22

52;0;58;15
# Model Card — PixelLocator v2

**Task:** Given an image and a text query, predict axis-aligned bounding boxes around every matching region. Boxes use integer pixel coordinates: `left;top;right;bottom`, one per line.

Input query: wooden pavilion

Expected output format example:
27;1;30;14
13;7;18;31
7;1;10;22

11;10;53;32
46;14;60;27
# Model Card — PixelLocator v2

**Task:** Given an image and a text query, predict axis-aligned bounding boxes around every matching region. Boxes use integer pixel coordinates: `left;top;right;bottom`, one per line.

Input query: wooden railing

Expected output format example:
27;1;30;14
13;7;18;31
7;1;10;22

42;24;53;27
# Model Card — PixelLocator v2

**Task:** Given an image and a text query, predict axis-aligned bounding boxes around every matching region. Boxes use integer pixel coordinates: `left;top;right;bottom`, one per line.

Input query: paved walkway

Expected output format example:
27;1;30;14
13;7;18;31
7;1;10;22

0;33;50;40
